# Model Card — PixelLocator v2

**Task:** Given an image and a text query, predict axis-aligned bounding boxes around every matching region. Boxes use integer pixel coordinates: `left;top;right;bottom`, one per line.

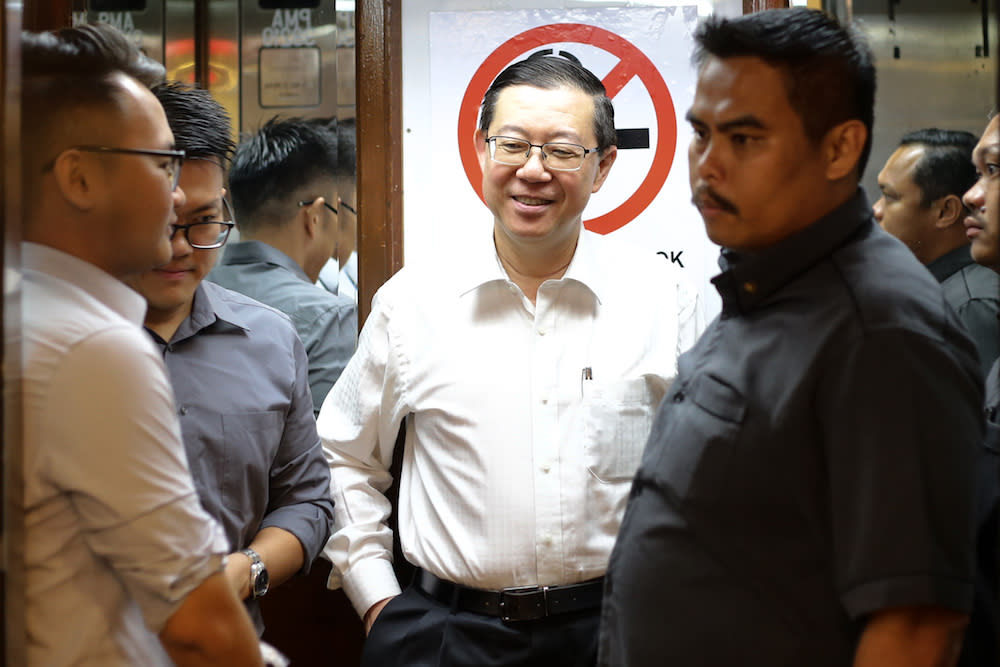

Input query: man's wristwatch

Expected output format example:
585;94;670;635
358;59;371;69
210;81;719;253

240;548;269;599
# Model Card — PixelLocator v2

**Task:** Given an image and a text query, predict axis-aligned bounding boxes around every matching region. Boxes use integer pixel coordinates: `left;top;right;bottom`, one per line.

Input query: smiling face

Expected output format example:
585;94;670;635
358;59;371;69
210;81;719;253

687;55;841;252
474;83;616;260
126;159;226;336
963;116;1000;272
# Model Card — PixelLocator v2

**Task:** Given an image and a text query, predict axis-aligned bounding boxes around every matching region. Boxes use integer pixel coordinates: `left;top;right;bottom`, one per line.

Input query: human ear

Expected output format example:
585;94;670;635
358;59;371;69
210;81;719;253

934;194;964;229
52;150;98;211
592;145;618;193
823;120;867;182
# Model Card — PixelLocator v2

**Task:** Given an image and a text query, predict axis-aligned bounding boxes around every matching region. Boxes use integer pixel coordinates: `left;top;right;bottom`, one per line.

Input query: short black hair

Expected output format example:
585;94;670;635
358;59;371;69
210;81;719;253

151;81;234;164
693;7;876;177
336;117;356;187
228;117;338;232
21;23;165;189
898;128;978;208
478;52;616;152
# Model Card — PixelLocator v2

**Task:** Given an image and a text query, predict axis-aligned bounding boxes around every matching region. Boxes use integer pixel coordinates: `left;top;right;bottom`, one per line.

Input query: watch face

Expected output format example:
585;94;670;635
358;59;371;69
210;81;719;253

252;565;270;598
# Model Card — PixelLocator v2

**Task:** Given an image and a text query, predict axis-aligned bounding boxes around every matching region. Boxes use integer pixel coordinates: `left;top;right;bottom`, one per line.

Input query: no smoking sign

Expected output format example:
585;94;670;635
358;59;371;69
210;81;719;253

457;23;677;235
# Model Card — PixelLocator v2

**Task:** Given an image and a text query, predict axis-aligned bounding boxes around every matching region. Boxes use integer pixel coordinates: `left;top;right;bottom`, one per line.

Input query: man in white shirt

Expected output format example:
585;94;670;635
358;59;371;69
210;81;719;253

19;23;262;666
318;52;698;666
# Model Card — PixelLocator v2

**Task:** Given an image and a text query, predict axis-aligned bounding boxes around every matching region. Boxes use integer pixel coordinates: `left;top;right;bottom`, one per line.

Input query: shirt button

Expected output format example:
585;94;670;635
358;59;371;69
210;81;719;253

541;463;551;473
672;392;685;403
538;328;547;336
742;281;757;294
542;534;553;546
178;405;188;415
541;397;549;405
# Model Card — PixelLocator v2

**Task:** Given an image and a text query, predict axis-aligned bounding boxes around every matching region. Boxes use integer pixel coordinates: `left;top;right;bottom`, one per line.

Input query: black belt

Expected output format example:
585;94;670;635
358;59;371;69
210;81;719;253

413;568;604;622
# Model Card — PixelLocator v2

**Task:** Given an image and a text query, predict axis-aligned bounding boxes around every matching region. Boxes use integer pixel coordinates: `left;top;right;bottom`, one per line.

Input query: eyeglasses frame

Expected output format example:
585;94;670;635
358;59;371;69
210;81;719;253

169;196;236;250
42;145;186;191
485;135;600;172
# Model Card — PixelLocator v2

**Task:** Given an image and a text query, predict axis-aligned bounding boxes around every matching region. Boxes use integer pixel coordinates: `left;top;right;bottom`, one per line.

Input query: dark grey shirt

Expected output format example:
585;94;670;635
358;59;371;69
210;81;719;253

208;241;358;414
599;191;984;667
147;281;334;632
928;244;1000;377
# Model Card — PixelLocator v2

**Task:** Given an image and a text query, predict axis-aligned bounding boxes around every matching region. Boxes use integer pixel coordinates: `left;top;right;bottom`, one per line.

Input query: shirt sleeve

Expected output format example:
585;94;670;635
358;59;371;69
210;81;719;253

304;300;358;416
45;326;228;633
258;330;336;572
818;329;982;619
317;286;407;617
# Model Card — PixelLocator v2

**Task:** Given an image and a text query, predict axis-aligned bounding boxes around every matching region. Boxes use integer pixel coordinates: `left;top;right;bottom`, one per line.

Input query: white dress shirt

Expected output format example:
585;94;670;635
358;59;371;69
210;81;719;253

20;243;228;666
318;225;699;617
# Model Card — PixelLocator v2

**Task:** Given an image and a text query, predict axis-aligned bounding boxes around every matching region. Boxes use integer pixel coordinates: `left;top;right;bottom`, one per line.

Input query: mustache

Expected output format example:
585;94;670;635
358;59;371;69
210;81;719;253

691;185;739;216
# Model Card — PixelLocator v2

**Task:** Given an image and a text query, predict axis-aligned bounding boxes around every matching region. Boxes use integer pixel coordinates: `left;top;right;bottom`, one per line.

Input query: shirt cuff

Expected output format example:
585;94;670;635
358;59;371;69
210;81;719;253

339;557;402;618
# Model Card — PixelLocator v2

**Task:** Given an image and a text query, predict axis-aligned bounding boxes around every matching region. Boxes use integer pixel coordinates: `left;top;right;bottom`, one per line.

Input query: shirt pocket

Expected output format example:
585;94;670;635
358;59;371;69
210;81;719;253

582;374;669;483
220;411;283;518
653;373;745;503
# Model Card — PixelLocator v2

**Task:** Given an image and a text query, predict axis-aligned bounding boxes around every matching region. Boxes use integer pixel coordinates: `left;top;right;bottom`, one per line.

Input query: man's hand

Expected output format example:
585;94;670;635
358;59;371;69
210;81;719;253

223;551;252;601
853;606;968;667
364;596;396;635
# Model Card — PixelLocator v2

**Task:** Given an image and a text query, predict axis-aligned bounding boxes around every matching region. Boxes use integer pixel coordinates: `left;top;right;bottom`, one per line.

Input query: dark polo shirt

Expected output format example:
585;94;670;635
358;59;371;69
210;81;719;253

599;191;984;666
927;244;1000;377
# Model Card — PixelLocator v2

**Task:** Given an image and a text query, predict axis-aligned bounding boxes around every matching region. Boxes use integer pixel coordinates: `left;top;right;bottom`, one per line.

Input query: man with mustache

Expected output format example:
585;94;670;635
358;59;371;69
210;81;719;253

956;115;1000;666
600;8;983;667
318;52;699;666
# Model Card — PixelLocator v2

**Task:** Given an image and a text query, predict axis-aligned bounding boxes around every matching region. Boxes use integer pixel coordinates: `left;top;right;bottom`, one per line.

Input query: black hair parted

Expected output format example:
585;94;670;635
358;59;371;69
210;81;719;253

478;52;616;152
151;81;234;164
898;128;978;208
228;116;339;232
693;7;876;177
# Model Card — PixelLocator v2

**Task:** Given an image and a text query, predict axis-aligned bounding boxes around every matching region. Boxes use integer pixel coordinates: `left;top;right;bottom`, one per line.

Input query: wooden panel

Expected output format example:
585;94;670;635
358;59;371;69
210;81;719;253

743;0;789;12
23;0;73;32
355;0;403;326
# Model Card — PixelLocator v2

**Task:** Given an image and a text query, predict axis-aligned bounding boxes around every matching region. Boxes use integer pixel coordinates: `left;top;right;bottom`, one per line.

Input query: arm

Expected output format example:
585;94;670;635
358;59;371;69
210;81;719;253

318;286;407;618
229;323;336;598
305;298;359;415
159;570;263;667
225;526;306;599
818;330;982;634
853;607;968;667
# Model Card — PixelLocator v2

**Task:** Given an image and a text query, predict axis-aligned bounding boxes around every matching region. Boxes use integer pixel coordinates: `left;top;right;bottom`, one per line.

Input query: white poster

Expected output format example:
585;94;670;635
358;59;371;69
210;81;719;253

406;6;720;320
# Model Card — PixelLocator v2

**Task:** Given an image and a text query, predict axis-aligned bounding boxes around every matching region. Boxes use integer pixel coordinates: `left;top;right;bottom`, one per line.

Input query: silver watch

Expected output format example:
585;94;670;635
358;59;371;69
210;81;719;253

240;548;269;599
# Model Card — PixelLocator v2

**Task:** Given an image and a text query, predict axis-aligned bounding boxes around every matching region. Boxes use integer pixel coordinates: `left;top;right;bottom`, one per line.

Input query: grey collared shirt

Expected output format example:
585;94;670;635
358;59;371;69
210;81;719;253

146;281;334;632
208;241;358;415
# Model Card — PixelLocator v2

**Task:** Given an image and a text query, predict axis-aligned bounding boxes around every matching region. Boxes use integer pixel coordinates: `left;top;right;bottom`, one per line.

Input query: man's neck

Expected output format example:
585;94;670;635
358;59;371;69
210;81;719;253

242;231;313;281
143;301;193;343
493;228;579;304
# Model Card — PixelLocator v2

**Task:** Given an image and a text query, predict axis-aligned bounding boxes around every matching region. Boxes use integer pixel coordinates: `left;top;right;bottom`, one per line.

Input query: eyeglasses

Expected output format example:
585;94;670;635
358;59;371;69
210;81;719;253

43;145;186;191
299;197;356;216
169;197;235;249
486;136;600;172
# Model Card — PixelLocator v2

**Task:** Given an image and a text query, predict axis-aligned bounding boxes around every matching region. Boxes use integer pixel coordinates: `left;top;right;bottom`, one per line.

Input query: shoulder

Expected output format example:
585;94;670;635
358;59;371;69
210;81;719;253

202;280;303;344
828;225;952;337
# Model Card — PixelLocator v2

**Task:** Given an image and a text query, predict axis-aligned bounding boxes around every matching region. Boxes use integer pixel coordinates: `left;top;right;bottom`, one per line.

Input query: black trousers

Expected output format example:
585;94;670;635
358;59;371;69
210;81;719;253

361;583;600;667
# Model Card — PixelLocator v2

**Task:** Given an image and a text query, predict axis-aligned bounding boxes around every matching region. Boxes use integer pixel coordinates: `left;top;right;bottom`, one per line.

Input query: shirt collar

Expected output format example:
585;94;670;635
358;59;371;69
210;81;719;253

219;240;311;283
926;244;975;283
711;189;872;315
22;242;148;325
455;222;600;302
170;282;250;342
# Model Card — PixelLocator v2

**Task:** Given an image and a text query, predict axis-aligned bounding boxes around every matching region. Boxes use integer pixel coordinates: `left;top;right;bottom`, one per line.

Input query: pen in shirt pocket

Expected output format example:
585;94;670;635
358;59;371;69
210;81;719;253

581;366;593;395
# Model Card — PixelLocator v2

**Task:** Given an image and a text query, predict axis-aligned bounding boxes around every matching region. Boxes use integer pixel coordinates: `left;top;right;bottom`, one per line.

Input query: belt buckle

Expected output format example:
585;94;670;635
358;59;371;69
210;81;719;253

499;585;548;622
